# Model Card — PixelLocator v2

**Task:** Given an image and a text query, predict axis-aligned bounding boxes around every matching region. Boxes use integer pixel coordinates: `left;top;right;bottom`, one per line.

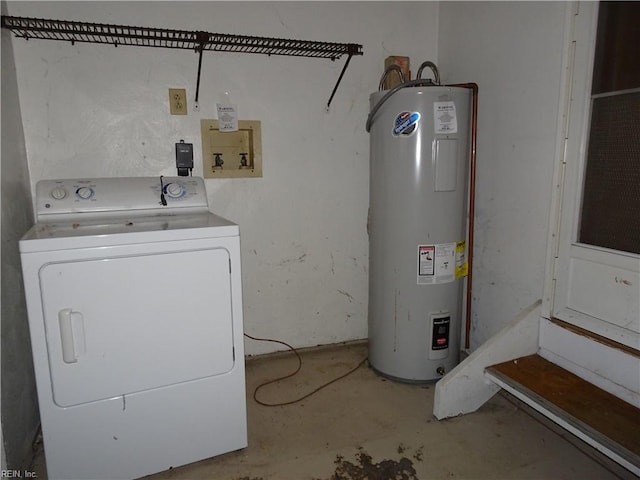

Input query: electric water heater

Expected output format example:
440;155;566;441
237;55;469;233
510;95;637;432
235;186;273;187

368;83;472;382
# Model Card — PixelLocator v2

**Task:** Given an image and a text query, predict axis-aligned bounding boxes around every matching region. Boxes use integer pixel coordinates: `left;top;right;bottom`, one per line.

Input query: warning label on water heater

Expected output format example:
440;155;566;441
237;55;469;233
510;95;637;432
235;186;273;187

434;101;458;134
417;243;457;285
418;246;435;277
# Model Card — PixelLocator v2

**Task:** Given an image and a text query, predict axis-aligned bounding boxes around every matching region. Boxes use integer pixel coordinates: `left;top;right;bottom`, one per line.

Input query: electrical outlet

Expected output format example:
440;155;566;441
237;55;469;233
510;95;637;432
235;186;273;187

169;88;187;115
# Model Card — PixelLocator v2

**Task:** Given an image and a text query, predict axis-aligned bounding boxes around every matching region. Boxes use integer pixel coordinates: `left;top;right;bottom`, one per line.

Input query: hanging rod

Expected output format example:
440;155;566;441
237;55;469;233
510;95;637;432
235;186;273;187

1;15;363;108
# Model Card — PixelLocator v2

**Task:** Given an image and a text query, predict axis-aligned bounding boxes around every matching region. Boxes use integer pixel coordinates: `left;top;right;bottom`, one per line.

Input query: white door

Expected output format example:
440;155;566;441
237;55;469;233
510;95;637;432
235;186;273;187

40;247;235;407
550;2;640;350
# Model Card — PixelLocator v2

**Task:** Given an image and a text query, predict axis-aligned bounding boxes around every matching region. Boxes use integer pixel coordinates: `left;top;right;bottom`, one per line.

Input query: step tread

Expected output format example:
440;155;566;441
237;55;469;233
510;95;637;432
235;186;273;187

486;354;640;462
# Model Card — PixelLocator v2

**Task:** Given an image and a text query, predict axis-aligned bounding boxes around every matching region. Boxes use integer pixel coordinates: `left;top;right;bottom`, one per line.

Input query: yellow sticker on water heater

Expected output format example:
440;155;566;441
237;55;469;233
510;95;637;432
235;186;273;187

455;240;468;279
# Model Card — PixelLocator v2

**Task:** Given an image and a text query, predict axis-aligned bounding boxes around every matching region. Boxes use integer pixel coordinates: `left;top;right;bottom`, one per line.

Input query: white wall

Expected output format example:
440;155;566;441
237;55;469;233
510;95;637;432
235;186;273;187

2;0;578;463
7;1;439;355
438;2;567;349
1;0;40;467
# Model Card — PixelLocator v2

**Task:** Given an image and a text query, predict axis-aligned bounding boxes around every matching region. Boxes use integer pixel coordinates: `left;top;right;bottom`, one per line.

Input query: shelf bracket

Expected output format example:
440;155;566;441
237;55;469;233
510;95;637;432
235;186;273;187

194;31;208;105
327;49;356;110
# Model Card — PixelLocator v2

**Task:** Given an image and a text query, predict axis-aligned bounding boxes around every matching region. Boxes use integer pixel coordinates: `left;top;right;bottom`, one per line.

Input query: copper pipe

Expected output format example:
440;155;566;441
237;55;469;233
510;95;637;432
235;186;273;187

445;82;478;351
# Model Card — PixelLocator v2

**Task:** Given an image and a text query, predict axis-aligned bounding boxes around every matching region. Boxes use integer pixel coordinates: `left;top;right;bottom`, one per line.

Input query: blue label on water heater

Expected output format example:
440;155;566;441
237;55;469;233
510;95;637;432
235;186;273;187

393;111;421;137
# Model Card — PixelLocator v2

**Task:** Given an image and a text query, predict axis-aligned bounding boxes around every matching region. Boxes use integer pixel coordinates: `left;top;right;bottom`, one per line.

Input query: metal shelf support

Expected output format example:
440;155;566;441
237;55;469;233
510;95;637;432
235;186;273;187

1;15;363;108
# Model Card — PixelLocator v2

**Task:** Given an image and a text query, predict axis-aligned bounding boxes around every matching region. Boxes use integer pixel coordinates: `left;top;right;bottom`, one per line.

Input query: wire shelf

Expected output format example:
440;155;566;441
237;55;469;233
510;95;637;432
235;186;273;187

1;15;362;107
1;16;362;60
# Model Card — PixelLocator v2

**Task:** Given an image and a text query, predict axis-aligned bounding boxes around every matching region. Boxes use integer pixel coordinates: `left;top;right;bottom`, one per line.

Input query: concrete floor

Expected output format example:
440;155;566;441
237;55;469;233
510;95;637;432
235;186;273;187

146;342;624;480
33;342;626;479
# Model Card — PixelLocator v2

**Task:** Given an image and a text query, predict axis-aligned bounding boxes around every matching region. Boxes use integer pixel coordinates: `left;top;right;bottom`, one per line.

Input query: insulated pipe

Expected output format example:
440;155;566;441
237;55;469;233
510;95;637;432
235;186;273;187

416;61;441;85
445;82;478;351
378;64;406;92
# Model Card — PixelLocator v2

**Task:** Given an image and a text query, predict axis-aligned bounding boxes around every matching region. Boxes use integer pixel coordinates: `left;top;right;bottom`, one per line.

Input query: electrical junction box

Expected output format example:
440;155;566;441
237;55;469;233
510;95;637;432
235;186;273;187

175;140;194;176
201;119;262;178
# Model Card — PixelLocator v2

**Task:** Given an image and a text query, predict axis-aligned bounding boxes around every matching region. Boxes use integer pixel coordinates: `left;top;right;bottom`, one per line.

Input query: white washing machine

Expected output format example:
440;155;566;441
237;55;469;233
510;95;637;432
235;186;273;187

19;176;247;480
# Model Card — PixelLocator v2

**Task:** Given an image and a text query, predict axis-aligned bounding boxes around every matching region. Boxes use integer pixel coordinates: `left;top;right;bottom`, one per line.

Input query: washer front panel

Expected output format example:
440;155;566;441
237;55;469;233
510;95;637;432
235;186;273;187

40;247;234;407
20;208;248;479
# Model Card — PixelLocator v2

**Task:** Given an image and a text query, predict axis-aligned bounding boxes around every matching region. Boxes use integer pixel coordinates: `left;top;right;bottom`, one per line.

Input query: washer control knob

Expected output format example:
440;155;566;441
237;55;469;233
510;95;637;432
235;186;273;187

50;187;68;200
76;187;94;200
165;183;185;198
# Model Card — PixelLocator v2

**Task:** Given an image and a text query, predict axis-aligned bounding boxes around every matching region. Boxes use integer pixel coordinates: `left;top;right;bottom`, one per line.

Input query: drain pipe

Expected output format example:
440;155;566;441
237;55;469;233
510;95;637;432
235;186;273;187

445;82;478;351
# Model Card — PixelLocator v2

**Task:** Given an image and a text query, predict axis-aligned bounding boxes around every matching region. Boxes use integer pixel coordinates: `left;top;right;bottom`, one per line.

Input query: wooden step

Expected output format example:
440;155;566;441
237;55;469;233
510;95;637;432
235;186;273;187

486;354;640;476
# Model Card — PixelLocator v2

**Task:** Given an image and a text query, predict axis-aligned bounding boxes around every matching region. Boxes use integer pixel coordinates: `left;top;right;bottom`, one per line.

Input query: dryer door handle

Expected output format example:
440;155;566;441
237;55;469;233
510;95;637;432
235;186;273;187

58;308;86;364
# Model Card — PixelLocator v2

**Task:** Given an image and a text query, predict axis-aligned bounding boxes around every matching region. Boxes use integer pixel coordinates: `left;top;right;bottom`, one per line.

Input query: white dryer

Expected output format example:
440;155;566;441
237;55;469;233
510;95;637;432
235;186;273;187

19;176;247;480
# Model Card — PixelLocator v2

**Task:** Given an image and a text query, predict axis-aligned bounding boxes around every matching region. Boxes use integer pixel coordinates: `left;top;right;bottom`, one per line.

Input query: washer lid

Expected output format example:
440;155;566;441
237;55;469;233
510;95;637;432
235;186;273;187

19;212;239;253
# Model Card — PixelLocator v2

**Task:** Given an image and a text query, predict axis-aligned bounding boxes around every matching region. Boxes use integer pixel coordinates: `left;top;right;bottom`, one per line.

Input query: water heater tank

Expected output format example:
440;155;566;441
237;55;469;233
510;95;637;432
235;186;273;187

368;86;471;382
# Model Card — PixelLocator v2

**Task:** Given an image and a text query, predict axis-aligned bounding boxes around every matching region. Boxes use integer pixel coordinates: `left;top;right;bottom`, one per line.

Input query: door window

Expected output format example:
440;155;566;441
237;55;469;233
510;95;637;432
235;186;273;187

578;2;640;255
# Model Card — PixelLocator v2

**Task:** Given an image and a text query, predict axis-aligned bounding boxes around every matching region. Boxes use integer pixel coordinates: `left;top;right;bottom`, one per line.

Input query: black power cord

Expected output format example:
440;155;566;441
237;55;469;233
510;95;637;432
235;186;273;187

159;175;167;206
244;333;368;407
